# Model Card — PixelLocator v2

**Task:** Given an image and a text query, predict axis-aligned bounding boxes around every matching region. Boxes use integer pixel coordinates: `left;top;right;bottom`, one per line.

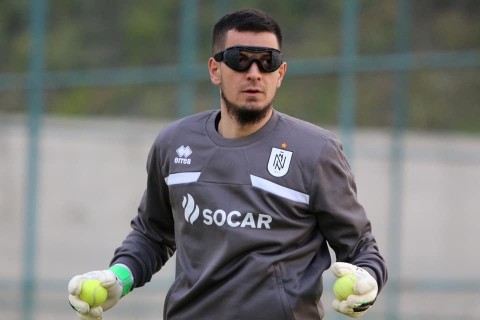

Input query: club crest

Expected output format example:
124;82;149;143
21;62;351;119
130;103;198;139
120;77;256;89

267;147;293;177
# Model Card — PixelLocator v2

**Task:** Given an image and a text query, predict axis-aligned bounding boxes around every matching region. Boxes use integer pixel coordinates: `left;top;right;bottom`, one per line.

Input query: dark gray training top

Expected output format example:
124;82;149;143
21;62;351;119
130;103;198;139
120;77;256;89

111;109;387;320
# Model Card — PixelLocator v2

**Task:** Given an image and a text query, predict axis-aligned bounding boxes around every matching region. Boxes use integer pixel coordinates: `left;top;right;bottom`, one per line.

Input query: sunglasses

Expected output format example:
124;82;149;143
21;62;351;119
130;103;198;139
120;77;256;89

213;46;283;73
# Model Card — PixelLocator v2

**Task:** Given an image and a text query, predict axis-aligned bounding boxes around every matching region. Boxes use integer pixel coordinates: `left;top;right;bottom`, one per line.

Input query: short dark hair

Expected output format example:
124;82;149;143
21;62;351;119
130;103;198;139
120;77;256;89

212;8;283;54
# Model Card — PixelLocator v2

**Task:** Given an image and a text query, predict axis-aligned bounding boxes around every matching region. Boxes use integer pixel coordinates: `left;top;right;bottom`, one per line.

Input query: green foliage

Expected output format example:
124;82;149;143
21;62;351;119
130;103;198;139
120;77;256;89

1;0;479;132
411;70;480;132
276;75;338;124
0;0;29;72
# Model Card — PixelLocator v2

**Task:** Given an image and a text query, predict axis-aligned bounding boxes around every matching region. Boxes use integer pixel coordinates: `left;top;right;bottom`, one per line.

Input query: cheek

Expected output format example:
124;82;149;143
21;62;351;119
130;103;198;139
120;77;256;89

220;81;237;102
268;78;282;95
219;78;232;93
220;73;240;95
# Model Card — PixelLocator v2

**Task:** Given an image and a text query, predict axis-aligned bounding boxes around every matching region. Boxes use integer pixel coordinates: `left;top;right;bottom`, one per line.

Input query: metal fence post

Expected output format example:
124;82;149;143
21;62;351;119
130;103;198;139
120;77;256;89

23;0;47;319
386;1;411;319
338;0;358;162
335;5;359;320
178;0;199;118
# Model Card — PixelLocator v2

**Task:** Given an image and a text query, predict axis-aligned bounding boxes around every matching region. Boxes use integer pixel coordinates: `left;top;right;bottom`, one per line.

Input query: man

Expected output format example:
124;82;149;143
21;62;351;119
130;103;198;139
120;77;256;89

69;8;387;319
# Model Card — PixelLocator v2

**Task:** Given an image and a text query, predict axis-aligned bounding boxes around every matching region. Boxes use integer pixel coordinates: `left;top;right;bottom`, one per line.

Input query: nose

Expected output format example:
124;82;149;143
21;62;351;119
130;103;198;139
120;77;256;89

246;61;262;80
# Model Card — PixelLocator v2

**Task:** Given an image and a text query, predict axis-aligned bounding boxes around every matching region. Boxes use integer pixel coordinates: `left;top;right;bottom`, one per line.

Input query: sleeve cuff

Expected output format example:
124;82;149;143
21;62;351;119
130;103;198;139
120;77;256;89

109;264;134;297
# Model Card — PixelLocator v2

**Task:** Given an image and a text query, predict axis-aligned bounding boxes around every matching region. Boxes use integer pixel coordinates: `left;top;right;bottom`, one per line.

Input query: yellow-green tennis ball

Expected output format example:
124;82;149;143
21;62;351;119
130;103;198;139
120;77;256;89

333;274;357;301
79;279;108;307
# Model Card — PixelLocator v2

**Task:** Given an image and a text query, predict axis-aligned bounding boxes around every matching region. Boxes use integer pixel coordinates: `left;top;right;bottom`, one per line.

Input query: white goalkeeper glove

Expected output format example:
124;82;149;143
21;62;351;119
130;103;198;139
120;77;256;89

330;262;378;318
68;264;134;320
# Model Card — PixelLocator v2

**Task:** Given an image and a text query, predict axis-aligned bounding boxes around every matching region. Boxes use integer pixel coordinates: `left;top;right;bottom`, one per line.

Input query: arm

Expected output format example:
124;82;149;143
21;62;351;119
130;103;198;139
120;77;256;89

312;139;387;288
311;139;387;316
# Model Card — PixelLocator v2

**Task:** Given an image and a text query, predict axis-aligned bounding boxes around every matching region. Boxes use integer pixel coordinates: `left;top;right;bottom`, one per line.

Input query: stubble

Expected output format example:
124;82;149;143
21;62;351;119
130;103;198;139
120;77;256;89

220;90;273;126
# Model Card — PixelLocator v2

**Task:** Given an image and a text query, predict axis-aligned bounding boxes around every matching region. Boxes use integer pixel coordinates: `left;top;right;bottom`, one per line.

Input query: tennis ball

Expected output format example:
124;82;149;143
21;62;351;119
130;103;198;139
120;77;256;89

333;274;357;301
79;279;108;307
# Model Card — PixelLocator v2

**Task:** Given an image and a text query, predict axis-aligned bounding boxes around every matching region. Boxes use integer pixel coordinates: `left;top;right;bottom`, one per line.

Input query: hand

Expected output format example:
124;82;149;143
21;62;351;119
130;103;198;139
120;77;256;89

68;270;122;320
330;262;378;318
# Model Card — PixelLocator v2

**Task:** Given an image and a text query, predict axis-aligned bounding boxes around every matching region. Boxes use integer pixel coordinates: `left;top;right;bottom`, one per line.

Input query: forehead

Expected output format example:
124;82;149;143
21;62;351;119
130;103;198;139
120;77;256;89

224;30;279;50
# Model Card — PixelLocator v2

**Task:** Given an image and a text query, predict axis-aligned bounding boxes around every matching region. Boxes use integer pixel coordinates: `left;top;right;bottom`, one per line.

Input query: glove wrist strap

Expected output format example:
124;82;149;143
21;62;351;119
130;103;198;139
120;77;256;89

109;264;134;297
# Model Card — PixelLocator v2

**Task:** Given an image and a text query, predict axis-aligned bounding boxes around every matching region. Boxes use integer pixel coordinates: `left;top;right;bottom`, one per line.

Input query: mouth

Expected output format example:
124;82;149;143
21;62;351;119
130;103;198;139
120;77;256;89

242;88;263;95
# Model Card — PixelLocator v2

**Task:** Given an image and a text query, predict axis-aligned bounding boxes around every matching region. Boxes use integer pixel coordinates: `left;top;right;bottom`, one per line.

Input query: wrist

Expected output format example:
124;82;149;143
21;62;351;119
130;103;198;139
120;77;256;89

109;264;134;297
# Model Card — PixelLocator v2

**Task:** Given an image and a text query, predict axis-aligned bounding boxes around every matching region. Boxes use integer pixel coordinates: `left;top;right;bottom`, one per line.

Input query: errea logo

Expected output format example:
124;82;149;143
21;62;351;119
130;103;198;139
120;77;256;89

175;145;192;165
181;193;272;229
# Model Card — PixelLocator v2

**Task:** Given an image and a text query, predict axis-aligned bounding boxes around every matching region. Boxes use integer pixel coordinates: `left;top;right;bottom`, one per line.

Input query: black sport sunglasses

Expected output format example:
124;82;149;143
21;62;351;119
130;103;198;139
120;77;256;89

213;46;283;73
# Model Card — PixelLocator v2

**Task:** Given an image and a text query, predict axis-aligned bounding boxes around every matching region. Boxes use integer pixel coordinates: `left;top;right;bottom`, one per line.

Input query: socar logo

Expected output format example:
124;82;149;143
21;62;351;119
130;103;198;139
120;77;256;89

182;193;199;224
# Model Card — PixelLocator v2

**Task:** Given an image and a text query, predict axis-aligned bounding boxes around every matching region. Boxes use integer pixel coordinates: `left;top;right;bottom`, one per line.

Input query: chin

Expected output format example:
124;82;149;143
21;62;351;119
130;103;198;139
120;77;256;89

222;90;273;125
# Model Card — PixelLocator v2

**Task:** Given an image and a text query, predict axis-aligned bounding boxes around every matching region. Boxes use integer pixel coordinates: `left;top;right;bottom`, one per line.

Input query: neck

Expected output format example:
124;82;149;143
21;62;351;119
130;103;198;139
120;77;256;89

218;107;273;139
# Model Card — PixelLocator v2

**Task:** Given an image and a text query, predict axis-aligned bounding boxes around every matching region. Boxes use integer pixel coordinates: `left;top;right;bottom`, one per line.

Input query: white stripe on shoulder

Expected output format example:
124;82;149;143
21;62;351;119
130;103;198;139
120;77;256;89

165;172;201;186
250;175;310;205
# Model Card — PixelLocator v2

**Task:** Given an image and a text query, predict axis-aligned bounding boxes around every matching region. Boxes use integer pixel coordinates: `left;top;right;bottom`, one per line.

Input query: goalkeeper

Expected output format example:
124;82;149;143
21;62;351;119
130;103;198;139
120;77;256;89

68;8;387;320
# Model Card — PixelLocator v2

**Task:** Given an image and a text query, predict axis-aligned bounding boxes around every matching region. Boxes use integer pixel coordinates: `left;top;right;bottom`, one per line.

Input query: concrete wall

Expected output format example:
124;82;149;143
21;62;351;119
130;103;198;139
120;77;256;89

1;115;479;319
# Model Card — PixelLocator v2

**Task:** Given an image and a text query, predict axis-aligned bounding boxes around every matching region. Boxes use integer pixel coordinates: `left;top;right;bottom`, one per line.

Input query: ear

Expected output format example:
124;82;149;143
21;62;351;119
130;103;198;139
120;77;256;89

276;62;287;88
208;57;221;85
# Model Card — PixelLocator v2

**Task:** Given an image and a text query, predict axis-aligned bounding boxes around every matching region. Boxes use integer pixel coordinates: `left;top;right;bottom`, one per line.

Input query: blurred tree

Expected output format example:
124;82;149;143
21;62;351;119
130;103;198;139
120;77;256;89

0;1;29;73
0;0;479;132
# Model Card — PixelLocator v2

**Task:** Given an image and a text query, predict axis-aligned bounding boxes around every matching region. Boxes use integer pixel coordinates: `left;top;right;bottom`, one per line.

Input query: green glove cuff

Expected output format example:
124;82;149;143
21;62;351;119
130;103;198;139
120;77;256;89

109;264;134;297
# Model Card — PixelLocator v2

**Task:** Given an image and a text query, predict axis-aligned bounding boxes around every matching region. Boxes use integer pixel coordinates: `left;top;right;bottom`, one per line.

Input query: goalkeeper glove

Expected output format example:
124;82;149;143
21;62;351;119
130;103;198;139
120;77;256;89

68;264;134;320
330;262;378;318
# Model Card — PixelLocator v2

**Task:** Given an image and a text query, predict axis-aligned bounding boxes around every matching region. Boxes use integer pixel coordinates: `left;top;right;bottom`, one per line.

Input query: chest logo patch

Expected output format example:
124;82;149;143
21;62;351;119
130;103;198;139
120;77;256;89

267;147;293;177
175;145;192;165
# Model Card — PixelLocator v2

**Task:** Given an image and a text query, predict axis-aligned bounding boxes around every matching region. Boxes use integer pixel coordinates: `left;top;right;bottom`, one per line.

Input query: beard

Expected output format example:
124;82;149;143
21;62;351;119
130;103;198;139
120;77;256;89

221;90;273;126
